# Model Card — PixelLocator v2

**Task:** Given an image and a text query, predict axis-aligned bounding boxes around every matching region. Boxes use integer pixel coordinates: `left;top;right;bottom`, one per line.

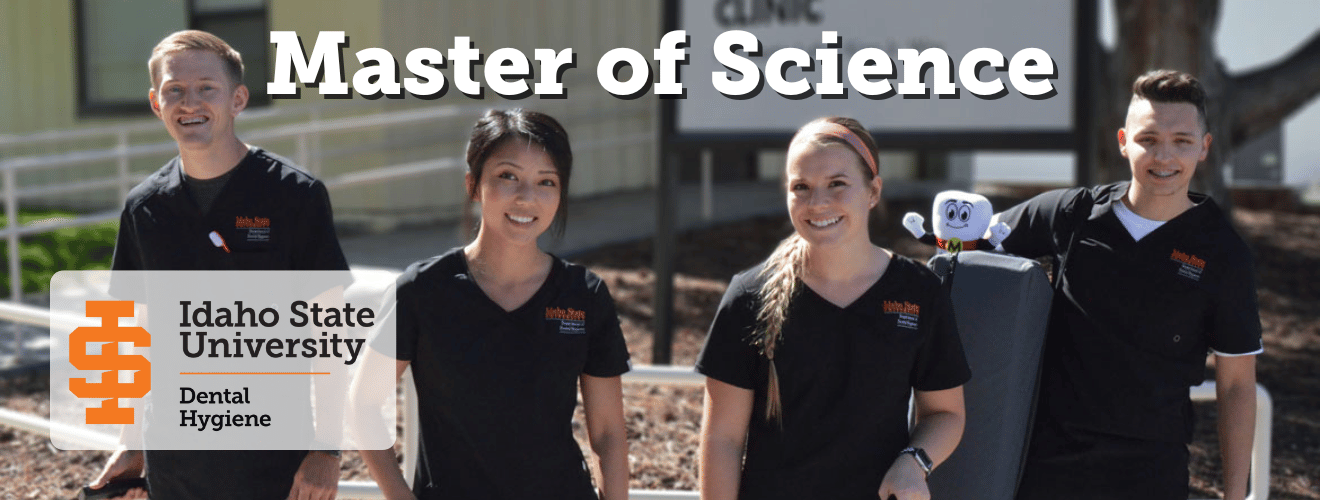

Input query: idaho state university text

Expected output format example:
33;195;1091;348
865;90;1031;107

176;300;372;365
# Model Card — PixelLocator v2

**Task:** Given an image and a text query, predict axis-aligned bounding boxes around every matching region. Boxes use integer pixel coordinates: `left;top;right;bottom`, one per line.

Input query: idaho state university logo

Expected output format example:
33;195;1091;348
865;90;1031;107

545;306;587;334
68;301;151;425
883;300;921;330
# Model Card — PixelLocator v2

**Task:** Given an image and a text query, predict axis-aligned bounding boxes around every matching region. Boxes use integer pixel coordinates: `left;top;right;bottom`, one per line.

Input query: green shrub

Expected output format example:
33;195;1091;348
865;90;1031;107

0;211;117;298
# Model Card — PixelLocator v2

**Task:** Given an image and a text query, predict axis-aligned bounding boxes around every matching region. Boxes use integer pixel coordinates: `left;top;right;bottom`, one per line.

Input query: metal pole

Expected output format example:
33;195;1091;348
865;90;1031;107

651;152;678;365
700;149;713;222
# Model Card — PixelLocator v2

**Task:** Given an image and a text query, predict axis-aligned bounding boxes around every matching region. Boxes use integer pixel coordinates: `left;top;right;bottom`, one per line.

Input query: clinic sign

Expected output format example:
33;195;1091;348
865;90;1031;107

49;270;396;451
674;0;1077;136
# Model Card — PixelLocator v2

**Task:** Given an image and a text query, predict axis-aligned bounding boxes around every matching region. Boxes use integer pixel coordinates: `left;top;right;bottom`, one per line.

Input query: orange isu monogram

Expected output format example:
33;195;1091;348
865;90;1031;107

882;301;921;315
1170;249;1205;269
235;216;271;229
545;307;586;321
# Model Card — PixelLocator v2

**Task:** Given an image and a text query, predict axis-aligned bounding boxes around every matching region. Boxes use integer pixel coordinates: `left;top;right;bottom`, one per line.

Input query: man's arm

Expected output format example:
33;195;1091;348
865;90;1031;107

994;187;1083;260
1214;354;1256;500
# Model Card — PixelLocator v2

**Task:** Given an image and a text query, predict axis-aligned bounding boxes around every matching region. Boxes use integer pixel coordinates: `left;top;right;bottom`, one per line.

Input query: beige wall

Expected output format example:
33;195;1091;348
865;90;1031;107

0;0;78;135
2;0;660;224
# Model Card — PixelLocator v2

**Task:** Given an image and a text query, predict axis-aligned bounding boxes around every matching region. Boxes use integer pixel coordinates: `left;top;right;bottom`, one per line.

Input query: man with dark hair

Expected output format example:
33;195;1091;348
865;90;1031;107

998;69;1260;500
87;30;346;500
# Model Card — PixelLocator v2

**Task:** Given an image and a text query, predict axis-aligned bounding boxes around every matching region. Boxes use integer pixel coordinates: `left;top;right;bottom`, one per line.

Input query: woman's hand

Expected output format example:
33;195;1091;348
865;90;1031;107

877;456;928;500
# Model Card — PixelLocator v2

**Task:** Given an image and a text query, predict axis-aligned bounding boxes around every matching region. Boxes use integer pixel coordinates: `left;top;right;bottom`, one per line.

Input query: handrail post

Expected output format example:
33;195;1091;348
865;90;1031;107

1251;383;1273;500
3;165;22;361
4;167;20;303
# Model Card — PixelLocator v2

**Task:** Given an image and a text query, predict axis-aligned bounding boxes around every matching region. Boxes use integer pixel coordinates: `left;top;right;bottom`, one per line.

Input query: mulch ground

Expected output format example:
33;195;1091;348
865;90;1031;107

2;199;1317;499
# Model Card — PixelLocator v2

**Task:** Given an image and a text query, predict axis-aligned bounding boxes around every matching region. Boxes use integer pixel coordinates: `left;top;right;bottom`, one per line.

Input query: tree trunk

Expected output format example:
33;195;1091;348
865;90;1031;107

1090;0;1320;211
1099;0;1226;201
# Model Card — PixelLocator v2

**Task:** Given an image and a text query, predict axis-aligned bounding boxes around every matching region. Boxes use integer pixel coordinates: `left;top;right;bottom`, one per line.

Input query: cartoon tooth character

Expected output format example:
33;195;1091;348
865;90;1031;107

903;190;1011;254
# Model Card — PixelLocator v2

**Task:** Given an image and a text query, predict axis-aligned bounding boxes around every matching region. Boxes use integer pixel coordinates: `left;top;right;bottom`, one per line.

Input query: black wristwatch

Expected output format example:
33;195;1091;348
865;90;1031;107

900;447;933;477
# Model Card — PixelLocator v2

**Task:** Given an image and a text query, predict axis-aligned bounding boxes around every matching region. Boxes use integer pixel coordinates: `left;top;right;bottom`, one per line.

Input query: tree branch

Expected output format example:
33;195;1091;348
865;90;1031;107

1228;30;1320;146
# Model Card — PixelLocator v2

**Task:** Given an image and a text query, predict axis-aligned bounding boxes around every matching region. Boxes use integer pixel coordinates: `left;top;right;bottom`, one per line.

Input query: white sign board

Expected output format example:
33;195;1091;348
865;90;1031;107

675;0;1076;136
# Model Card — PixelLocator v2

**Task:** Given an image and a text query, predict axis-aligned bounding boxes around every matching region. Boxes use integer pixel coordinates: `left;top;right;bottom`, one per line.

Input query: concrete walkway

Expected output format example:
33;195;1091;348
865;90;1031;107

338;182;786;271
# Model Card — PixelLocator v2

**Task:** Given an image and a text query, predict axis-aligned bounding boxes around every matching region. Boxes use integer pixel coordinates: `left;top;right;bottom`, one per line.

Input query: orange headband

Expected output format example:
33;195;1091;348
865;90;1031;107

801;122;878;177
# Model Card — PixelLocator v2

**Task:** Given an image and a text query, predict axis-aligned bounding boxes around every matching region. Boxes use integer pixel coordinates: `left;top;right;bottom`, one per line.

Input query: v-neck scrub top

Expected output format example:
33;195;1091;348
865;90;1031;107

109;146;350;499
696;255;971;500
384;248;631;499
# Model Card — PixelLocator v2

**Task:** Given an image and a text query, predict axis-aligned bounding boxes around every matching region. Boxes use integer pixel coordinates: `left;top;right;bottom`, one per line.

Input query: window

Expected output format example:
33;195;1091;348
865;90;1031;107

76;0;270;116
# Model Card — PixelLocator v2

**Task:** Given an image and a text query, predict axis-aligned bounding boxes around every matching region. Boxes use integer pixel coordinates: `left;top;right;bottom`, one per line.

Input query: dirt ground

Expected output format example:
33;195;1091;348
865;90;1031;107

2;200;1317;499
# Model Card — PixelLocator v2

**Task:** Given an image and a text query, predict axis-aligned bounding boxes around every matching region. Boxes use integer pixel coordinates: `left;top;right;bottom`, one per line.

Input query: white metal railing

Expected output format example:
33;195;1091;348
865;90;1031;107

0;97;653;360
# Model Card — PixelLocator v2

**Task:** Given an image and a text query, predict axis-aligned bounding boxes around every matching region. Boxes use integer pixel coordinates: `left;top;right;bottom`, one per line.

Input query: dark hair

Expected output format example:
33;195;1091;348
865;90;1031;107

1130;69;1208;131
754;116;881;423
149;30;244;89
463;109;573;238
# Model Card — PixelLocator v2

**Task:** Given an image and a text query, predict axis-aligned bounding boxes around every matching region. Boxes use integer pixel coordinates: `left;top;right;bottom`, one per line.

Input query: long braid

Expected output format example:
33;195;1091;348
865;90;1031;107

753;233;809;424
752;116;879;425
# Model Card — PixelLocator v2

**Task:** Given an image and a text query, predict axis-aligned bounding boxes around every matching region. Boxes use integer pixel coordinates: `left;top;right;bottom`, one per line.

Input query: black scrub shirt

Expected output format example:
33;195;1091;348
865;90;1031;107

999;183;1262;499
998;182;1262;444
384;248;631;500
111;146;349;273
696;255;970;500
110;146;350;500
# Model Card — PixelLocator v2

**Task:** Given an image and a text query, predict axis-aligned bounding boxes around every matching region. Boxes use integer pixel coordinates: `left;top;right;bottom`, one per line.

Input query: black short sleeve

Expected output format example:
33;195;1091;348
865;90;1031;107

583;274;631;377
997;187;1087;260
295;181;350;272
108;207;146;301
367;269;414;362
911;286;971;391
1208;250;1264;355
695;272;761;390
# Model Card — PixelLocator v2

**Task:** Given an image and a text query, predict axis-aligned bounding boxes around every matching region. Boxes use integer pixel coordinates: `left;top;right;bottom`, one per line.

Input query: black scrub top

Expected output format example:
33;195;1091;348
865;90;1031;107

111;146;349;273
997;182;1262;444
697;255;970;500
382;248;631;500
109;146;350;500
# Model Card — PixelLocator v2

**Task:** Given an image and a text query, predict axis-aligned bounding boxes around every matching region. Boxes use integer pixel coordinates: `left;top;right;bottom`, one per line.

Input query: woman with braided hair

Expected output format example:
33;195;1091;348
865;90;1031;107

696;117;970;500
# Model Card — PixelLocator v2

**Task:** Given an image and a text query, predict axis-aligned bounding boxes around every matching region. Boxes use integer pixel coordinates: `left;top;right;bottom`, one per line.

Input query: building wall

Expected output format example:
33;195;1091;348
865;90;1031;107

1;0;660;226
0;0;78;135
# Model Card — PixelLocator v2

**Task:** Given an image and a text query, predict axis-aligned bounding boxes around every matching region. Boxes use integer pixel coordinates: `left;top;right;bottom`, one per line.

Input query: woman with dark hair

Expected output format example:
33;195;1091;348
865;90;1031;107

697;117;970;500
356;109;631;500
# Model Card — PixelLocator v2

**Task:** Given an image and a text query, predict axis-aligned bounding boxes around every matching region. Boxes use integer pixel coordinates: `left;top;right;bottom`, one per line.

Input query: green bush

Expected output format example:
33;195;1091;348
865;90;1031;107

0;211;117;298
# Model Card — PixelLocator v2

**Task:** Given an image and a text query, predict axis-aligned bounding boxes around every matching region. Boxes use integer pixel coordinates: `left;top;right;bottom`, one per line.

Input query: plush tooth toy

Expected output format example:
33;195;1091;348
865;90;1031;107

903;190;1011;254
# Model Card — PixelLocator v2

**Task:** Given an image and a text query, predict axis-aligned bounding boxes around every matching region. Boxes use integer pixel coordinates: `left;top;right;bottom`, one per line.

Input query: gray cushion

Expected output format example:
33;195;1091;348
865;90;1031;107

925;251;1053;500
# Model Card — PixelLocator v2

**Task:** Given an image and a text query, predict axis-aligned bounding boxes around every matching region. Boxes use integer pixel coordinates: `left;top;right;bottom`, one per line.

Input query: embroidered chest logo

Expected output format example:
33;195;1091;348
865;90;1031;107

236;216;271;243
883;300;921;330
1170;249;1205;281
545;306;586;334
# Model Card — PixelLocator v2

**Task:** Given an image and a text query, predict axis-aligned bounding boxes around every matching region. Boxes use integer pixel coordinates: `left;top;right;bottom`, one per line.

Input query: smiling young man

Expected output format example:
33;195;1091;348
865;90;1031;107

996;70;1262;500
87;30;348;500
